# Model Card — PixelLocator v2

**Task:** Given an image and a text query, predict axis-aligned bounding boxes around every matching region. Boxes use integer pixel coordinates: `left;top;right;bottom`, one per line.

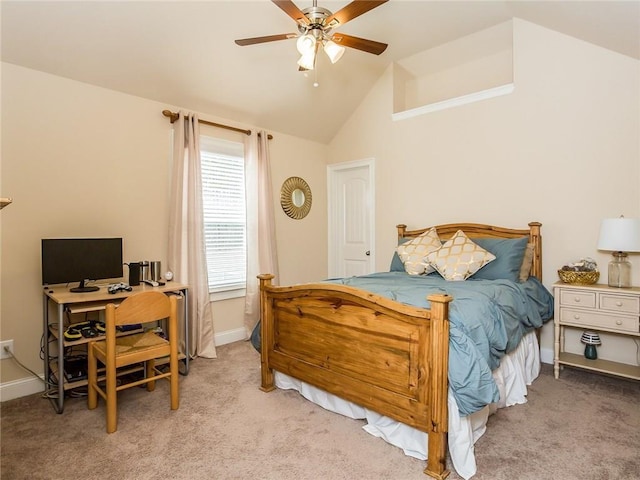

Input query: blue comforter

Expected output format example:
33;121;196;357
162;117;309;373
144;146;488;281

251;272;554;416
325;272;554;415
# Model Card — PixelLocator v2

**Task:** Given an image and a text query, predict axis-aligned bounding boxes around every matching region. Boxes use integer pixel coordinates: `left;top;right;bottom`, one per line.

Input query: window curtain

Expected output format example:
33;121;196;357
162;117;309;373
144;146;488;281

168;111;217;359
244;131;279;337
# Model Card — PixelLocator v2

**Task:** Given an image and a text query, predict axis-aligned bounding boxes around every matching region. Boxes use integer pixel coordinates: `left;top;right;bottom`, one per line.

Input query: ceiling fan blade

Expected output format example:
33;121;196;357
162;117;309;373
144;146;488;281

331;33;388;55
235;33;297;46
272;0;310;25
324;0;388;28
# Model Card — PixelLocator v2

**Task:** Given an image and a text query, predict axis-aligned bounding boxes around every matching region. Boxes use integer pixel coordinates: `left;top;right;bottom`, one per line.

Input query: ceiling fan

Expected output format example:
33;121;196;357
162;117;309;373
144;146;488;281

234;0;389;71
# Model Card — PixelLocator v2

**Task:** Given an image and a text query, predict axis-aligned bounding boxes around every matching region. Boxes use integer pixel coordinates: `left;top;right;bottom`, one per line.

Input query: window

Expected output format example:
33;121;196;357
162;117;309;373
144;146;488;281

200;136;246;297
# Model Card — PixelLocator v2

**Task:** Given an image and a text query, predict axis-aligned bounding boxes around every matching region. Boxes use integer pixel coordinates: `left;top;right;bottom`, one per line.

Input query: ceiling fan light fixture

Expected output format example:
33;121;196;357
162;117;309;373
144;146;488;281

296;33;316;55
297;51;316;70
323;39;345;64
234;1;390;74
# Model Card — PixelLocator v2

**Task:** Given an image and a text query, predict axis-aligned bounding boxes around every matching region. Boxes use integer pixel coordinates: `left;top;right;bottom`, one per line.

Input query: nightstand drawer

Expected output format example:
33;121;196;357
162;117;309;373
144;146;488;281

599;293;640;314
559;289;596;309
559;308;639;334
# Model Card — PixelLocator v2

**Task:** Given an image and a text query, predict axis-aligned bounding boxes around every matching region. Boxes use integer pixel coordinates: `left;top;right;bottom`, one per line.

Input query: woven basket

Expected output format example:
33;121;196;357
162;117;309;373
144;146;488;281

557;269;599;285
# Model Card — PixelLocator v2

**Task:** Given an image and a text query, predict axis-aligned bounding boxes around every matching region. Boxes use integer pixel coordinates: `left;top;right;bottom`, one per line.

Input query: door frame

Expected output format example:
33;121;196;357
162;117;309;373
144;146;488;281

327;158;376;278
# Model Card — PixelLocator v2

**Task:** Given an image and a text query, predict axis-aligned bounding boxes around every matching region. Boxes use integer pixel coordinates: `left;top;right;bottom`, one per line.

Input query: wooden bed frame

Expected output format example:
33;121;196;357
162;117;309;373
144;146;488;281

258;222;542;479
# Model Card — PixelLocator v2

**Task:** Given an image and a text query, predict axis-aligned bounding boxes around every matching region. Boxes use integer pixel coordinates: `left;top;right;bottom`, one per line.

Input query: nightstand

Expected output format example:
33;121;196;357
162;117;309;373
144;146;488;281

553;282;640;380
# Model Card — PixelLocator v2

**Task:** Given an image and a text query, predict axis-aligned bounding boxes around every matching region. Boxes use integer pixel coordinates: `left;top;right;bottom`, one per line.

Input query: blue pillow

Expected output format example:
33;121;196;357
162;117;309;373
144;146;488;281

471;236;529;282
389;237;409;272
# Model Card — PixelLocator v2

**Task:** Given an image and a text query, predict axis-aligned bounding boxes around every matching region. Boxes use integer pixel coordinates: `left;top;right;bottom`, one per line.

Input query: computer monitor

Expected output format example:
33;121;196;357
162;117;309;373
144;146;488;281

41;238;123;292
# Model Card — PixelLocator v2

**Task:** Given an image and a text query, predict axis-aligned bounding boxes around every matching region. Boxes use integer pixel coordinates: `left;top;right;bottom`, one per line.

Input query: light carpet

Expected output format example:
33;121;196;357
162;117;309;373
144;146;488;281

1;340;638;480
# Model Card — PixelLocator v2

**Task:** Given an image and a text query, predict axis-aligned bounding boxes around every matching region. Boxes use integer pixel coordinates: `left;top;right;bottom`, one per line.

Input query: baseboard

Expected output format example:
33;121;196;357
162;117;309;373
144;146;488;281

540;347;553;365
215;327;247;346
0;375;45;402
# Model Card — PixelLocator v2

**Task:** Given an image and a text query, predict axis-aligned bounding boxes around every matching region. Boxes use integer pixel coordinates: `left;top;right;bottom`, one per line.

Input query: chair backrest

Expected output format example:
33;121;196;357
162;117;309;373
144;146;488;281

106;291;173;327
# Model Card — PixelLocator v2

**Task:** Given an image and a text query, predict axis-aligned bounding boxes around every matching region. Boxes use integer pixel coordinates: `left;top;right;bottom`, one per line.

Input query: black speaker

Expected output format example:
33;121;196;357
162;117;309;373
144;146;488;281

127;262;141;286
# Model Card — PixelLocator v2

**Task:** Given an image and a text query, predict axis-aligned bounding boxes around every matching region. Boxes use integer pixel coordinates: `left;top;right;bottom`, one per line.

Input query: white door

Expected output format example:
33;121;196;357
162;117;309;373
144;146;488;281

328;159;375;278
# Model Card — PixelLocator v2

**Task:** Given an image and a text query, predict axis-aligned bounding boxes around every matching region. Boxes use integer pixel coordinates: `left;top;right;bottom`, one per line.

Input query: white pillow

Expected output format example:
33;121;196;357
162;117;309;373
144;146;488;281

426;230;496;281
396;228;442;275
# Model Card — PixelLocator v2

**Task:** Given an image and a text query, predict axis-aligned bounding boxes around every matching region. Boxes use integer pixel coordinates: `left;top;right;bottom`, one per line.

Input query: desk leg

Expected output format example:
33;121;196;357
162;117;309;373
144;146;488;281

55;303;65;413
42;302;64;413
43;295;64;414
42;294;51;399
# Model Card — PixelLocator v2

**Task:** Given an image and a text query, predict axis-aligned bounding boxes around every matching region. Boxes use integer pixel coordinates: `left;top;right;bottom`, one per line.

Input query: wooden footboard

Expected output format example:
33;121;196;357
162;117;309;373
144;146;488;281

258;274;453;479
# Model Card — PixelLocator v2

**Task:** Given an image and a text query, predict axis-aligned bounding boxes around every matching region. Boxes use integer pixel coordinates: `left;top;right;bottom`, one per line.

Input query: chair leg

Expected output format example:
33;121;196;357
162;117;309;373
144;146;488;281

146;360;156;392
170;354;179;410
106;363;117;433
87;345;97;410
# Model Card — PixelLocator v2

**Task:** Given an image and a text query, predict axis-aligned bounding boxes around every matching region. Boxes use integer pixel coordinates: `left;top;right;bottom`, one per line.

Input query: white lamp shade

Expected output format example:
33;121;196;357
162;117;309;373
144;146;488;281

296;34;316;55
324;40;345;64
297;52;316;70
580;331;601;345
597;217;640;252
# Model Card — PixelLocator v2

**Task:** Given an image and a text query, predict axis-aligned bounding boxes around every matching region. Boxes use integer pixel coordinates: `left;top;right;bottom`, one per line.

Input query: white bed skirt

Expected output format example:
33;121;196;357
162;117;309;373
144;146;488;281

274;330;541;480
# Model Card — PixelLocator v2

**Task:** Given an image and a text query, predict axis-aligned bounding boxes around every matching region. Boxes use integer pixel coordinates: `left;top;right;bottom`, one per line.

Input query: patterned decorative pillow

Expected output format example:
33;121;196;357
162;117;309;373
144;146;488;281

396;228;442;275
426;230;496;281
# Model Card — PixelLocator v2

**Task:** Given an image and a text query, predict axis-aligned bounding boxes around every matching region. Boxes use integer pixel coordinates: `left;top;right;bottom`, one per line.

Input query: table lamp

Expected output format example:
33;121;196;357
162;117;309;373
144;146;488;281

597;216;640;288
580;331;601;360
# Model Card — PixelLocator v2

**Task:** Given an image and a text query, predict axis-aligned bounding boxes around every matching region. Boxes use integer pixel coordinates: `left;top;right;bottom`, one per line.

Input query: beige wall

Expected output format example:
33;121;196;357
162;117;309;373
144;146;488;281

0;63;328;386
328;19;640;363
268;132;328;287
2;17;639;393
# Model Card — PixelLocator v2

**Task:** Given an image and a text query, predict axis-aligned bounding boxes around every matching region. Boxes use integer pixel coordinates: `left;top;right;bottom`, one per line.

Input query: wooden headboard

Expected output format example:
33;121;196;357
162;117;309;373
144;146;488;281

396;222;543;281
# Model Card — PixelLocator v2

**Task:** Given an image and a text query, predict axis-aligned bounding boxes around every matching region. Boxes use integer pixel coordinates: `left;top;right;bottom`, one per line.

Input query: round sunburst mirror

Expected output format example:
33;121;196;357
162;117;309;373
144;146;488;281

280;176;312;220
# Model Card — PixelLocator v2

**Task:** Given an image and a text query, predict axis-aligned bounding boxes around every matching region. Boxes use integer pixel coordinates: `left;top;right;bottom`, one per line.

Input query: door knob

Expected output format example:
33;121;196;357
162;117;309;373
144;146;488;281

365;250;370;256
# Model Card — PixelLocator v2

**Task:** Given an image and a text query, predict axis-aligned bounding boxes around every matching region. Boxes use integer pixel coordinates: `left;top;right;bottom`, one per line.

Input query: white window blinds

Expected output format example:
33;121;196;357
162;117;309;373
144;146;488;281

200;136;246;292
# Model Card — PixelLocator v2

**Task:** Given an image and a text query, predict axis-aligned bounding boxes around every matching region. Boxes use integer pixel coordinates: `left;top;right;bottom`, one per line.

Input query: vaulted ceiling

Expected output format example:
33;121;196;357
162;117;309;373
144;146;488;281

2;1;639;144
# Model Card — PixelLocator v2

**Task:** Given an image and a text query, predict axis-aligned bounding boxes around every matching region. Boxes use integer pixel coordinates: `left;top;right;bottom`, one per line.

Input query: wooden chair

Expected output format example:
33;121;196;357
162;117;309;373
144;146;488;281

87;290;180;433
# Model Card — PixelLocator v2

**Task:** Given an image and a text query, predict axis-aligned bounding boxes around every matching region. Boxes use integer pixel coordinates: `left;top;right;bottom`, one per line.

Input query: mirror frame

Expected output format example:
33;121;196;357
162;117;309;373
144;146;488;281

280;176;312;219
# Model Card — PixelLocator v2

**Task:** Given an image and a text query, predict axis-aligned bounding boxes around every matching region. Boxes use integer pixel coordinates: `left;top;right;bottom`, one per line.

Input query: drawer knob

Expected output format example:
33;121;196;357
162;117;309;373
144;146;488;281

573;314;581;320
573;297;581;303
615;301;623;307
616;320;622;325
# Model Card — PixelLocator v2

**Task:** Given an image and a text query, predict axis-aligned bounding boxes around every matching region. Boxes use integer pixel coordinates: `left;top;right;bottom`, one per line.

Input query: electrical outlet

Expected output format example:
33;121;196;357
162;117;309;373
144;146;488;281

0;340;14;359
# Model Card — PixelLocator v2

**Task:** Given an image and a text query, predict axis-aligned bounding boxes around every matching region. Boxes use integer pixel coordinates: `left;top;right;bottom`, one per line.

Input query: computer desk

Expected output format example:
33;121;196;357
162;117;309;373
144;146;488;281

42;282;189;414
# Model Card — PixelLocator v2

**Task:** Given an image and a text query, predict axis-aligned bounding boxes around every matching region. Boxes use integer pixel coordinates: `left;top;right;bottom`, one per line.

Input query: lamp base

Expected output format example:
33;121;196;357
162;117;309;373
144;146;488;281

584;344;598;360
608;252;632;288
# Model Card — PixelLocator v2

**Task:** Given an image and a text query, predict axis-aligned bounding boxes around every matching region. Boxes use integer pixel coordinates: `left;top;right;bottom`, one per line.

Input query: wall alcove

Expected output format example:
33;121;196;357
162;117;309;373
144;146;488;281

392;20;514;120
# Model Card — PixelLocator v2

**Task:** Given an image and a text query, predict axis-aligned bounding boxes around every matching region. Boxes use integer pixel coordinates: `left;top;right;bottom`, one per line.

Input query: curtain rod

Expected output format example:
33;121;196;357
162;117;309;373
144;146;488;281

162;110;272;140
